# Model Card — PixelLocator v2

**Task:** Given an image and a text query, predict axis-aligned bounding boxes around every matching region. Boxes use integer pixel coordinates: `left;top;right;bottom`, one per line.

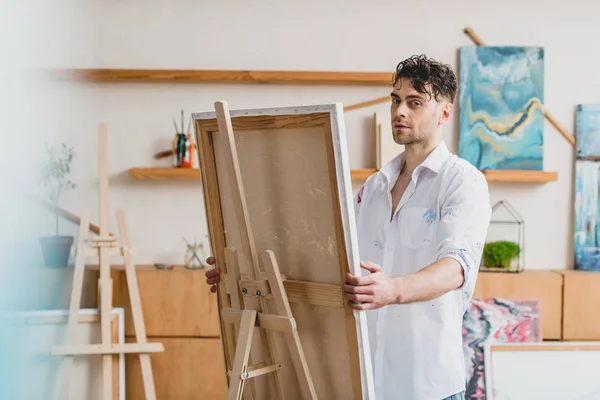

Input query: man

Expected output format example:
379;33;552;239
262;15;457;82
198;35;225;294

206;55;491;400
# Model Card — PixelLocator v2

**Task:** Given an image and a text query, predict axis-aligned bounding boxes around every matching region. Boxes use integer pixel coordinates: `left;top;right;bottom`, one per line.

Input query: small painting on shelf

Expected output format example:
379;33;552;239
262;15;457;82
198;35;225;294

576;104;600;160
458;46;545;171
575;163;600;270
574;104;600;271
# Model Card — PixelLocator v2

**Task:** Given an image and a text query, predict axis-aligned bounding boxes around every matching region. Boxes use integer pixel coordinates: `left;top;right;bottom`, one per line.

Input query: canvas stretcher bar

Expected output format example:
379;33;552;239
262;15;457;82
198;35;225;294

193;102;375;399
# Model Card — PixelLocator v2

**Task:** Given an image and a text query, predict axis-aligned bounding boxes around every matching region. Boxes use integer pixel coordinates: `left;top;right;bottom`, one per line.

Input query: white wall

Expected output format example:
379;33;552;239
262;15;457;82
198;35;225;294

21;0;600;270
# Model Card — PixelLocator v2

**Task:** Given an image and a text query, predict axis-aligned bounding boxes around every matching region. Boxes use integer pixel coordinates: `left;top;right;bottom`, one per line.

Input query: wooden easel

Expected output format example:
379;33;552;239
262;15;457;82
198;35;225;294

51;124;164;400
213;101;317;400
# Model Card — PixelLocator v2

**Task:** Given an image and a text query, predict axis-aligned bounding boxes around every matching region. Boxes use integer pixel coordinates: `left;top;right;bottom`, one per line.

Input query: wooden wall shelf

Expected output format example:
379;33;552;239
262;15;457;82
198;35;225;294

129;167;378;181
482;170;558;183
129;168;558;183
129;167;201;180
57;69;393;86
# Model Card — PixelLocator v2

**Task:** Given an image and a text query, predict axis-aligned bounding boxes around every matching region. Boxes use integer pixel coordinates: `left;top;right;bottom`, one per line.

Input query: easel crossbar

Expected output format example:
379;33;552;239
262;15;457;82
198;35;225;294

222;308;296;333
227;362;283;379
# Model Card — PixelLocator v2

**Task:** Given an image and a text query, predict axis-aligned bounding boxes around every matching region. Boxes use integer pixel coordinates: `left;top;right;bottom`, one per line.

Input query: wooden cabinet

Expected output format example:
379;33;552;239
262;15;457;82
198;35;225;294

113;266;220;337
26;263;600;396
112;266;227;399
558;270;600;340
125;337;227;400
473;270;563;340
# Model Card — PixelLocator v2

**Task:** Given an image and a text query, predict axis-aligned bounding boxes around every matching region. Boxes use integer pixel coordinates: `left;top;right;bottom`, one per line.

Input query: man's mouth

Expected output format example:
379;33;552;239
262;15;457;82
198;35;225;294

393;123;410;129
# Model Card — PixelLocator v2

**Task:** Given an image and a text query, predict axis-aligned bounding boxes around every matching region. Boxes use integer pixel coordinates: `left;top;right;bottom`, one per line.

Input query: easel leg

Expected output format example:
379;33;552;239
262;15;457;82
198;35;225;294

228;310;257;400
56;212;90;400
234;250;283;399
99;264;113;400
98;123;113;400
262;250;318;399
117;209;157;400
224;248;255;400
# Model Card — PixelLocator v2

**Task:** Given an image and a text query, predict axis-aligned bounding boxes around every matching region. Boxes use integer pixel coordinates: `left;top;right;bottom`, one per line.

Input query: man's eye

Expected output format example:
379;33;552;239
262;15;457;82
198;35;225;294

412;101;421;106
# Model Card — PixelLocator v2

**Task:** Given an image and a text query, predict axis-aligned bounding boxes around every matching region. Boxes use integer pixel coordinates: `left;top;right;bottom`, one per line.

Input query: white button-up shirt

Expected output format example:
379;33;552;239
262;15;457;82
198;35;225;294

354;141;491;400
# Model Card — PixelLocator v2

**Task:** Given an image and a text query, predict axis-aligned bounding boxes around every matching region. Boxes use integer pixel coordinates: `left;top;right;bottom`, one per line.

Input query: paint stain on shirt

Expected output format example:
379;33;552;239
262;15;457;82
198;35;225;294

424;208;437;224
357;185;365;205
442;201;457;218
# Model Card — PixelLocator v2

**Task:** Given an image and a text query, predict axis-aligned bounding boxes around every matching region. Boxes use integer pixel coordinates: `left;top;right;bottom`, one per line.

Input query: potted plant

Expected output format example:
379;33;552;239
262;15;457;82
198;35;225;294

38;143;77;268
482;240;521;270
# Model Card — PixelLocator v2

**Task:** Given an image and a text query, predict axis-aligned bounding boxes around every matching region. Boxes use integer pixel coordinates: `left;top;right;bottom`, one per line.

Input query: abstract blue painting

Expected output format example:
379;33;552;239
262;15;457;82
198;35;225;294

576;104;600;160
458;46;545;171
574;104;600;271
574;161;600;271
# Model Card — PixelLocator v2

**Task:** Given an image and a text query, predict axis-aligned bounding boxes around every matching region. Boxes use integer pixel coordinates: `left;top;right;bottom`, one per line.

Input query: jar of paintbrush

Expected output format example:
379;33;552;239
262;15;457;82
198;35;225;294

171;110;195;168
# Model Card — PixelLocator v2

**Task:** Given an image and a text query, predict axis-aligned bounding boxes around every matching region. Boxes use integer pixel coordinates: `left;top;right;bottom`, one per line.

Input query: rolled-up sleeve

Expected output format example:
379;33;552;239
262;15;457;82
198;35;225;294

436;168;491;301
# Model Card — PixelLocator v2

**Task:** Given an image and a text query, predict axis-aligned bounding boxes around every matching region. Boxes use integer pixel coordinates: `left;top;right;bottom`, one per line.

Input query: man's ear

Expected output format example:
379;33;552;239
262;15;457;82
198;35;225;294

438;102;453;126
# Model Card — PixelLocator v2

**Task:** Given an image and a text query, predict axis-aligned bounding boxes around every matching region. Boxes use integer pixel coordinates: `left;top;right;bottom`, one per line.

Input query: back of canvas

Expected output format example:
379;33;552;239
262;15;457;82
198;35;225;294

194;104;373;399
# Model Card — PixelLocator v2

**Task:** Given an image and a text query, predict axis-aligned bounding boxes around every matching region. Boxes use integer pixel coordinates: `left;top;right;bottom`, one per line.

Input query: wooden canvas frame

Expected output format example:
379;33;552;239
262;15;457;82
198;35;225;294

193;103;374;399
1;308;125;400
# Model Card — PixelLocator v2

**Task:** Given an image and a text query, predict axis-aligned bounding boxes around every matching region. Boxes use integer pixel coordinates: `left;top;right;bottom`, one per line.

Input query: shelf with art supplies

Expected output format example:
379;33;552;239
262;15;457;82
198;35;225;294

128;110;200;180
127;109;377;181
130;166;378;181
480;200;524;274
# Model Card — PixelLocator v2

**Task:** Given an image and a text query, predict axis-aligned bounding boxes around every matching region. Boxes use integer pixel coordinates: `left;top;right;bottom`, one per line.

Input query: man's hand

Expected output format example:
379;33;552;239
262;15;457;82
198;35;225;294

205;256;221;293
343;261;401;310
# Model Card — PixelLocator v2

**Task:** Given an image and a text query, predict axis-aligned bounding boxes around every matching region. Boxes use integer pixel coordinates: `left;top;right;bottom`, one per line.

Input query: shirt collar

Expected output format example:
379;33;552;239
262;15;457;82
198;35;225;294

379;140;450;191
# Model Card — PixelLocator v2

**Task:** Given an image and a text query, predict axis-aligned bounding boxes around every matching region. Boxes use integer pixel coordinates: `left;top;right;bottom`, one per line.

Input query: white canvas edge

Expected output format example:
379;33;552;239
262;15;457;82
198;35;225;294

2;308;126;400
483;341;600;400
192;103;336;120
329;103;376;400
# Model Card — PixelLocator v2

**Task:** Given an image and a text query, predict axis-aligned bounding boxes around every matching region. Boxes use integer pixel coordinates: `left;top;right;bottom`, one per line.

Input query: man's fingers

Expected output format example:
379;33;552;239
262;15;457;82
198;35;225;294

210;285;217;293
206;277;220;285
360;261;382;273
206;256;216;266
343;284;374;295
205;267;221;278
344;293;372;303
346;273;374;286
345;273;361;286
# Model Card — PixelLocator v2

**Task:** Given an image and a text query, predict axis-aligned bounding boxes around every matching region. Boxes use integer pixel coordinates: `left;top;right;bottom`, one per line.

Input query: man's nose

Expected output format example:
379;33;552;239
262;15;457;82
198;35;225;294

393;102;409;118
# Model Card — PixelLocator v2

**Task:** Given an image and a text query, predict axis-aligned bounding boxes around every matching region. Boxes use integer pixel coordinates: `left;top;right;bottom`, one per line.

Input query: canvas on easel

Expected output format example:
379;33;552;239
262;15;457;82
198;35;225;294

193;102;375;399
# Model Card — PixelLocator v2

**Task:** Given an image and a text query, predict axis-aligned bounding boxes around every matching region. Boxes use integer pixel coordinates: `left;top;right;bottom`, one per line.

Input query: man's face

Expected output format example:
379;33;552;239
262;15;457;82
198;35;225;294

389;77;452;146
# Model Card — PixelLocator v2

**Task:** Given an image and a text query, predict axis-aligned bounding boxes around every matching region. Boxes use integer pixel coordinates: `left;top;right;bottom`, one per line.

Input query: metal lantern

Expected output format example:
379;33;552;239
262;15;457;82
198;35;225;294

481;200;524;273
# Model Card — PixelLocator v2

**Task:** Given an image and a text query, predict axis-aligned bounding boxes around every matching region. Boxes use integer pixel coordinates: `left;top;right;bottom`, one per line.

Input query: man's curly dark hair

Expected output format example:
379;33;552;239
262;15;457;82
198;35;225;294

392;54;457;103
